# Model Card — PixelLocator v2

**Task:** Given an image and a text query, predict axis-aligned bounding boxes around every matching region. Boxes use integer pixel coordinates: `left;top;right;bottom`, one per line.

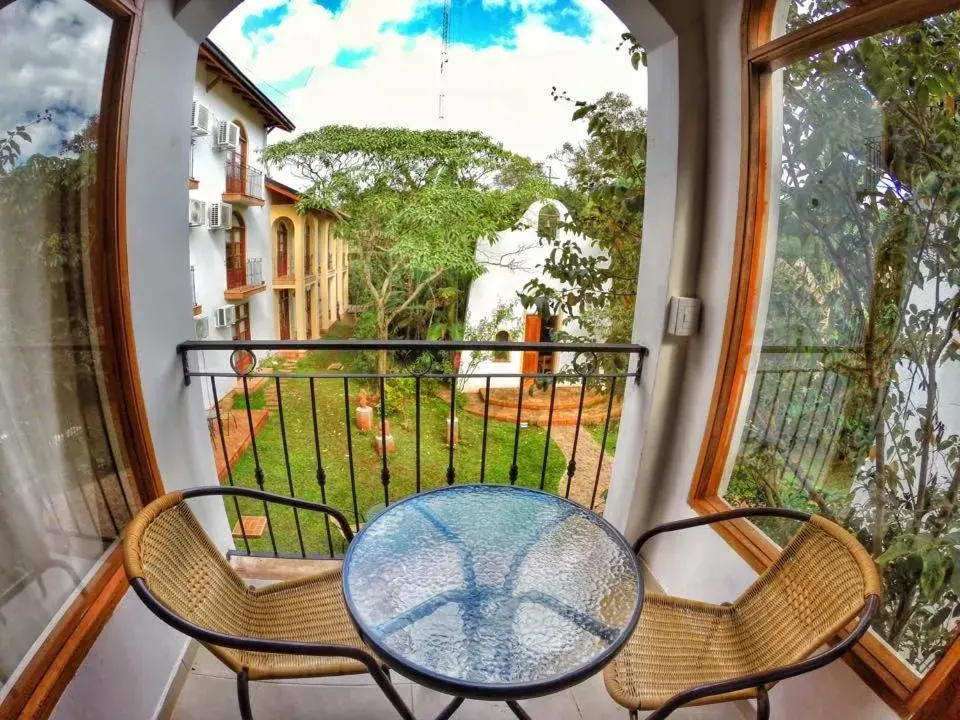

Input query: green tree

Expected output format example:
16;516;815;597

521;83;647;345
263;126;552;372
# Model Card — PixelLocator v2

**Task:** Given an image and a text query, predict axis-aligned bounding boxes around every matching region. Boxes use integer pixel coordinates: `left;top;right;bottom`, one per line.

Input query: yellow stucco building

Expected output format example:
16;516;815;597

266;178;350;339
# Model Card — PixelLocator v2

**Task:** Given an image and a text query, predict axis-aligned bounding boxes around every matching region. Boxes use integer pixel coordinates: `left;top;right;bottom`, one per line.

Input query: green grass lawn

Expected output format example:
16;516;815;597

224;335;567;556
586;420;619;456
232;386;266;410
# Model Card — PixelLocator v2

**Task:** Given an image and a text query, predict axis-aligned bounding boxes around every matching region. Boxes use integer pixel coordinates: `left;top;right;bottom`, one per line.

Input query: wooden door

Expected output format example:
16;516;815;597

239;126;248;177
279;292;291;340
276;223;289;276
226;216;245;288
305;288;313;338
232;303;252;372
522;313;541;376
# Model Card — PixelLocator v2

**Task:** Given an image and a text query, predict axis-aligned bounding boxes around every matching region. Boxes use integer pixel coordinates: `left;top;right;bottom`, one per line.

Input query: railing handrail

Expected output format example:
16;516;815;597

760;344;860;354
177;338;648;355
225;152;264;177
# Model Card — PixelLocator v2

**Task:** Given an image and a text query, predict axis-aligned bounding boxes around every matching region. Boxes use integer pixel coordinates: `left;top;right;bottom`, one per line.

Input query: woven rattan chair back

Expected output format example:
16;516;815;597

731;515;882;670
124;492;250;637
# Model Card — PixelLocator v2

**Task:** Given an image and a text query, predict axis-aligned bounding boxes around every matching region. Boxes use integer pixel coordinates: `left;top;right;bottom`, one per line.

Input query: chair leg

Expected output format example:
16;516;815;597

756;686;770;720
367;663;416;720
237;669;253;720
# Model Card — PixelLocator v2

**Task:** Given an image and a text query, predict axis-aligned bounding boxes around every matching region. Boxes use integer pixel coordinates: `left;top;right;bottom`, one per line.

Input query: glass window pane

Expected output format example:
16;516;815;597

772;0;850;37
726;11;960;675
0;0;139;693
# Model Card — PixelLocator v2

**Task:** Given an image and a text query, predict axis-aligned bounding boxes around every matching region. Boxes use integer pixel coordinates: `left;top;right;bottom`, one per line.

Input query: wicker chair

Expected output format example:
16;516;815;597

122;486;415;720
604;508;882;720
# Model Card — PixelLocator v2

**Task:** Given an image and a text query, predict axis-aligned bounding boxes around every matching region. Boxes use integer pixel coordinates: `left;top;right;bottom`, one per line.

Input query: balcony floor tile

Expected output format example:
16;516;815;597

171;567;746;720
173;650;747;719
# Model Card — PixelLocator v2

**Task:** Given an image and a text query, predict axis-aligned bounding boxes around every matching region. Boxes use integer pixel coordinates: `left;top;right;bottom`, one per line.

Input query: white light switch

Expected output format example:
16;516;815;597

666;296;702;337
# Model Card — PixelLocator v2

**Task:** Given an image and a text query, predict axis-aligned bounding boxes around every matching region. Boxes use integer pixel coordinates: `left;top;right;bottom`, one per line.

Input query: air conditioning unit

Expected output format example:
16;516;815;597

190;101;212;136
194;315;210;340
188;198;207;227
208;202;233;230
216;121;241;150
214;305;237;328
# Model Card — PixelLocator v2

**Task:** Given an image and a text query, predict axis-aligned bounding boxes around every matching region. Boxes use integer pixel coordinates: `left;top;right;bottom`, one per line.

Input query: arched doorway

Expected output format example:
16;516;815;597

276;219;290;277
226;212;245;288
237;121;248;176
304;218;313;275
225;120;249;196
305;286;313;338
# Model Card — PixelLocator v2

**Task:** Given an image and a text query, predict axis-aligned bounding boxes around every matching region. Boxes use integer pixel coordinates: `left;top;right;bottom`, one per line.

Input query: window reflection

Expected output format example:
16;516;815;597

726;11;960;675
0;0;137;692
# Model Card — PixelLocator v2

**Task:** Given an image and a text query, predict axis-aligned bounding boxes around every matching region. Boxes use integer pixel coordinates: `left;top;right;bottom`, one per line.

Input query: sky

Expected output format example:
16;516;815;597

210;0;647;179
1;0;113;159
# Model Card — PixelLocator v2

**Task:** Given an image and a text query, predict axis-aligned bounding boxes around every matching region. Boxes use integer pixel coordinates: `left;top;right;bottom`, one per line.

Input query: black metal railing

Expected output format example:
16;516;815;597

177;339;647;559
739;345;857;490
246;257;263;286
225;152;265;200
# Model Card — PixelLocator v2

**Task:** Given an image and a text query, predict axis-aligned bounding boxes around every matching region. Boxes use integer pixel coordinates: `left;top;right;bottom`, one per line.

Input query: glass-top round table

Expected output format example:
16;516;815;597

342;485;643;718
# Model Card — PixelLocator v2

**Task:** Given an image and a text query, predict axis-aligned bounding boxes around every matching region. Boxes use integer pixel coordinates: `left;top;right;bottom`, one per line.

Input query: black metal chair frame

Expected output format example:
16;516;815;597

128;486;416;720
626;507;881;720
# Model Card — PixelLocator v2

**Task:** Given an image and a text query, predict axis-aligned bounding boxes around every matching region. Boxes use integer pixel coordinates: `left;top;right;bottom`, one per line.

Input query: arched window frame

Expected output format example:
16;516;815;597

688;2;960;716
275;218;293;278
493;330;510;362
536;203;560;241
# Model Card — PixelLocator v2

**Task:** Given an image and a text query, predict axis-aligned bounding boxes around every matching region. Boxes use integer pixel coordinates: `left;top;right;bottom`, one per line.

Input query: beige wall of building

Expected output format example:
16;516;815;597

267;180;347;339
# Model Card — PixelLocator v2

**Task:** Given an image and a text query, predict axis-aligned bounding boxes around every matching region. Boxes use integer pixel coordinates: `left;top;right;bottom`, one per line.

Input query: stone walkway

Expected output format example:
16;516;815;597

551;425;614;513
211;408;269;481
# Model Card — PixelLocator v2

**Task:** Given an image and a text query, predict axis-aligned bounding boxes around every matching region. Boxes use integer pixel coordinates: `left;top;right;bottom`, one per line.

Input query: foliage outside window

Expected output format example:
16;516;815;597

723;8;960;677
263;126;553;373
521;77;647;347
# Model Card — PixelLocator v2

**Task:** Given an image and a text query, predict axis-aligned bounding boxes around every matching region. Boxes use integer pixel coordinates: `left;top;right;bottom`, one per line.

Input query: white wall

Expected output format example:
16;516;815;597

189;65;275;406
462;200;600;389
51;0;231;717
603;0;896;717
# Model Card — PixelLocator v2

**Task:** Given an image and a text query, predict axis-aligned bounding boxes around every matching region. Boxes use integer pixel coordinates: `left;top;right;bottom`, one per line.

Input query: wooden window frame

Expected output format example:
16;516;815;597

687;0;960;716
0;0;163;718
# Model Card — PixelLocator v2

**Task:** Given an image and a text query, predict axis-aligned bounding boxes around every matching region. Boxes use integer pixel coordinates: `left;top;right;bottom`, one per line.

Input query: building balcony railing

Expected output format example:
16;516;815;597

224;257;266;301
739;345;860;494
223;152;265;206
176;339;647;559
274;250;295;287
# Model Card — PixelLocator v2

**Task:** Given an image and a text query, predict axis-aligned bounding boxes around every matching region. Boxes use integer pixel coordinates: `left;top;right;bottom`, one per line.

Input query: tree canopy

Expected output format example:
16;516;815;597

263;126;552;368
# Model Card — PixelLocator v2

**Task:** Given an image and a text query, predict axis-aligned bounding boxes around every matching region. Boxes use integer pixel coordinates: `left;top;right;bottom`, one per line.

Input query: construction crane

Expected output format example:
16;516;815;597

438;0;451;119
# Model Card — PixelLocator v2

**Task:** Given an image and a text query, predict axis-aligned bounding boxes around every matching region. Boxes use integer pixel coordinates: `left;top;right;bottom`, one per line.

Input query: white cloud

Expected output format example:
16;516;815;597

0;0;112;158
209;0;646;180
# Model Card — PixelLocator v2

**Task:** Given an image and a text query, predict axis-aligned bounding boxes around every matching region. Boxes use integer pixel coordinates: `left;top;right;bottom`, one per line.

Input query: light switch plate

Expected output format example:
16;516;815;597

667;296;702;336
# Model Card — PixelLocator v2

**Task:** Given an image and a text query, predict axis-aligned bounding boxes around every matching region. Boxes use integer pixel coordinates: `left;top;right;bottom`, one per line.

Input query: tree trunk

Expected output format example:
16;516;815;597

872;404;887;556
377;320;389;375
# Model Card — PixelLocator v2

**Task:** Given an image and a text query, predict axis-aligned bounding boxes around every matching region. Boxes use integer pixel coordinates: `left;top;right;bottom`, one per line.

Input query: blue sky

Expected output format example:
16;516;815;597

211;0;645;167
383;0;591;51
243;0;592;49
